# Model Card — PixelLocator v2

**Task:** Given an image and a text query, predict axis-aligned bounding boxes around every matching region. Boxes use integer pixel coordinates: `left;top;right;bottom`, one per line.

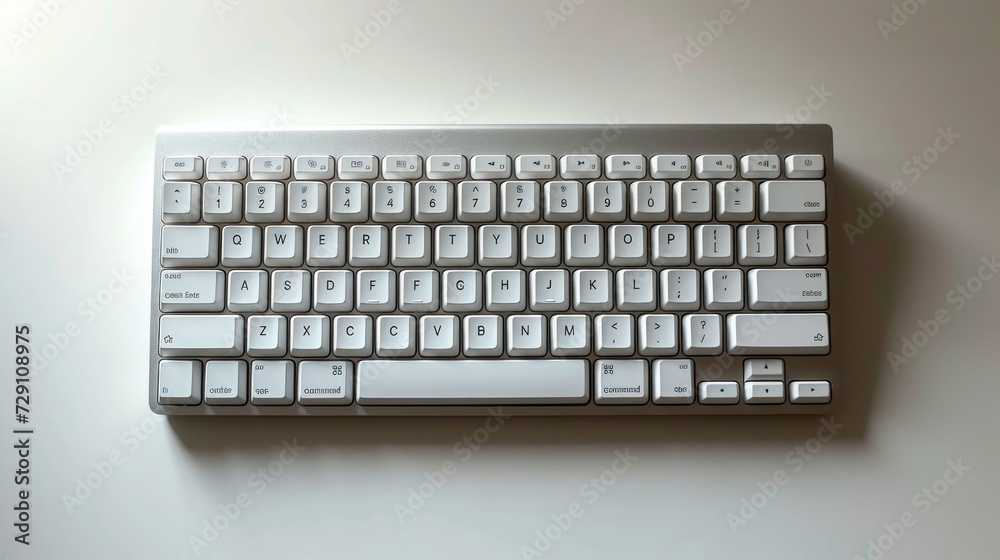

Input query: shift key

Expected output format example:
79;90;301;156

159;315;244;357
726;313;829;355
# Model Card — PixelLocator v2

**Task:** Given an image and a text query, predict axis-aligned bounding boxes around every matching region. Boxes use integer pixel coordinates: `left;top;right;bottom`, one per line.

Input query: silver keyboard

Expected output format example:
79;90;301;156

149;124;835;416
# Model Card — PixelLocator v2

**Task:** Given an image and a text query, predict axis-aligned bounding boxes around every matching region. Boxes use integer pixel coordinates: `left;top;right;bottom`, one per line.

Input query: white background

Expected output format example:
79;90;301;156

1;0;998;558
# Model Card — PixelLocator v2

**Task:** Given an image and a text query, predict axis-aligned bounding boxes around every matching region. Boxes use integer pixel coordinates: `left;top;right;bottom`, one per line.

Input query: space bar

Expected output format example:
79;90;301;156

356;360;590;405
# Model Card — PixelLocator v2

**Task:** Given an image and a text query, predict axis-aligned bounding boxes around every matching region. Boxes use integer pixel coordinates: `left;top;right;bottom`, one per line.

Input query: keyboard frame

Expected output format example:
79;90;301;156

149;124;836;416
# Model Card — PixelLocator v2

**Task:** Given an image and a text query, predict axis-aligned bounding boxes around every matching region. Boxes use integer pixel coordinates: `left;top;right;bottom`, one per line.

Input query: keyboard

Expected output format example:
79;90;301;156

149;124;835;416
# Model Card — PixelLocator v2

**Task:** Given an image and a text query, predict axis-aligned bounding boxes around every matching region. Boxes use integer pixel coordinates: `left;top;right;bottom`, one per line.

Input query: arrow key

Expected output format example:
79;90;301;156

162;182;201;223
744;381;785;404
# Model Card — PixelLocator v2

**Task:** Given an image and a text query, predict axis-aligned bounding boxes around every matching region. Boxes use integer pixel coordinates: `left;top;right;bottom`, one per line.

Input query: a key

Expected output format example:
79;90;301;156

660;269;699;311
287;182;327;223
306;225;346;267
157;360;202;405
297;361;353;405
457;181;497;222
673;181;712;221
245;182;284;223
264;225;303;267
521;225;560;266
744;358;784;382
789;381;831;404
426;155;466;180
349;225;389;267
565;224;604;266
587;181;627;221
650;155;691;179
559;154;601;179
651;359;693;404
314;270;353;312
392;225;431;267
529;269;569;312
471;155;511;180
290;315;331;357
228;270;268;312
478;225;518;267
203;360;247;405
356;270;395;312
759;181;826;221
595;314;635;356
421;315;460;357
371;181;412;222
595;360;648;404
629;181;669;221
399;270;439;312
330;181;369;223
414;181;454;222
573;269;613;311
551;315;591;356
500;181;540;222
651;225;690;266
507;315;546;357
247;315;288;357
616;269;656;311
202;182;242;223
515;155;556;179
639;314;678;356
726;313;830;355
333;315;373;357
749;269;828;310
382;155;422;180
605;155;646;180
435;225;475;267
159;270;224;312
206;156;247;181
740;154;779;179
682;313;723;355
698;381;739;404
704;269;744;311
785;155;825;179
376;315;416;357
162;182;200;223
338;155;378;180
163;156;203;180
486;270;526;312
543;181;583;222
161;225;218;267
442;270;482;312
463;315;504;357
695;154;736;179
608;225;647;266
271;270;310;312
293;155;334;180
737;225;777;266
785;224;827;265
715;181;754;221
249;156;290;180
159;315;243;357
250;360;294;405
694;225;733;266
745;382;785;404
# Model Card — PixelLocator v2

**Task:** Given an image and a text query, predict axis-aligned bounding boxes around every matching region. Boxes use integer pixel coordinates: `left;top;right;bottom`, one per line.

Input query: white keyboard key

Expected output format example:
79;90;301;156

639;314;678;356
698;381;739;404
247;316;288;357
228;270;268;312
749;268;828;310
306;225;346;267
604;154;645;179
371;181;412;222
595;314;635;356
264;225;303;267
608;225;647;266
162;182;200;223
660;269;699;311
515;154;556;179
250;360;294;405
629;181;669;221
290;315;331;357
271;270;310;312
330;181;370;223
478;225;518;267
521;224;560;266
694;224;733;266
715;181;754;221
574;269;613;311
471;155;511;179
464;315;503;357
695;154;736;179
426;155;466;179
738;225;777;266
204;361;247;405
587;181;627;221
159;270;224;312
293;155;334;180
161;225;218;267
651;225;690;266
500;181;540;222
595;359;648;404
399;270;439;312
333;315;373;357
421;315;460;357
673;181;712;221
616;269;656;311
789;380;832;404
392;225;431;267
759;181;826;221
298;361;353;405
650;155;691;179
785;154;825;179
745;381;785;404
163;156;203;180
486;270;526;312
560;154;601;179
249;155;290;180
158;360;202;405
376;315;416;357
544;180;583;222
529;269;569;312
414;181;454;222
287;182;327;223
506;315;546;357
652;359;693;404
565;224;603;266
785;224;827;265
314;270;353;312
159;315;243;357
682;313;723;355
744;358;784;382
551;314;590;356
457;181;497;222
442;270;482;312
349;225;388;267
206;156;247;180
740;154;779;179
704;269;744;311
245;182;285;222
435;225;474;267
338;155;378;180
202;181;242;223
726;313;830;355
356;270;396;312
382;155;422;180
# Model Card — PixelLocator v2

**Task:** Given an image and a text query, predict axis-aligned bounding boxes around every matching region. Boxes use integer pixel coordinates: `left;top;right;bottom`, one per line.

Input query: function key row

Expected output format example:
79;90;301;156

163;154;826;182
